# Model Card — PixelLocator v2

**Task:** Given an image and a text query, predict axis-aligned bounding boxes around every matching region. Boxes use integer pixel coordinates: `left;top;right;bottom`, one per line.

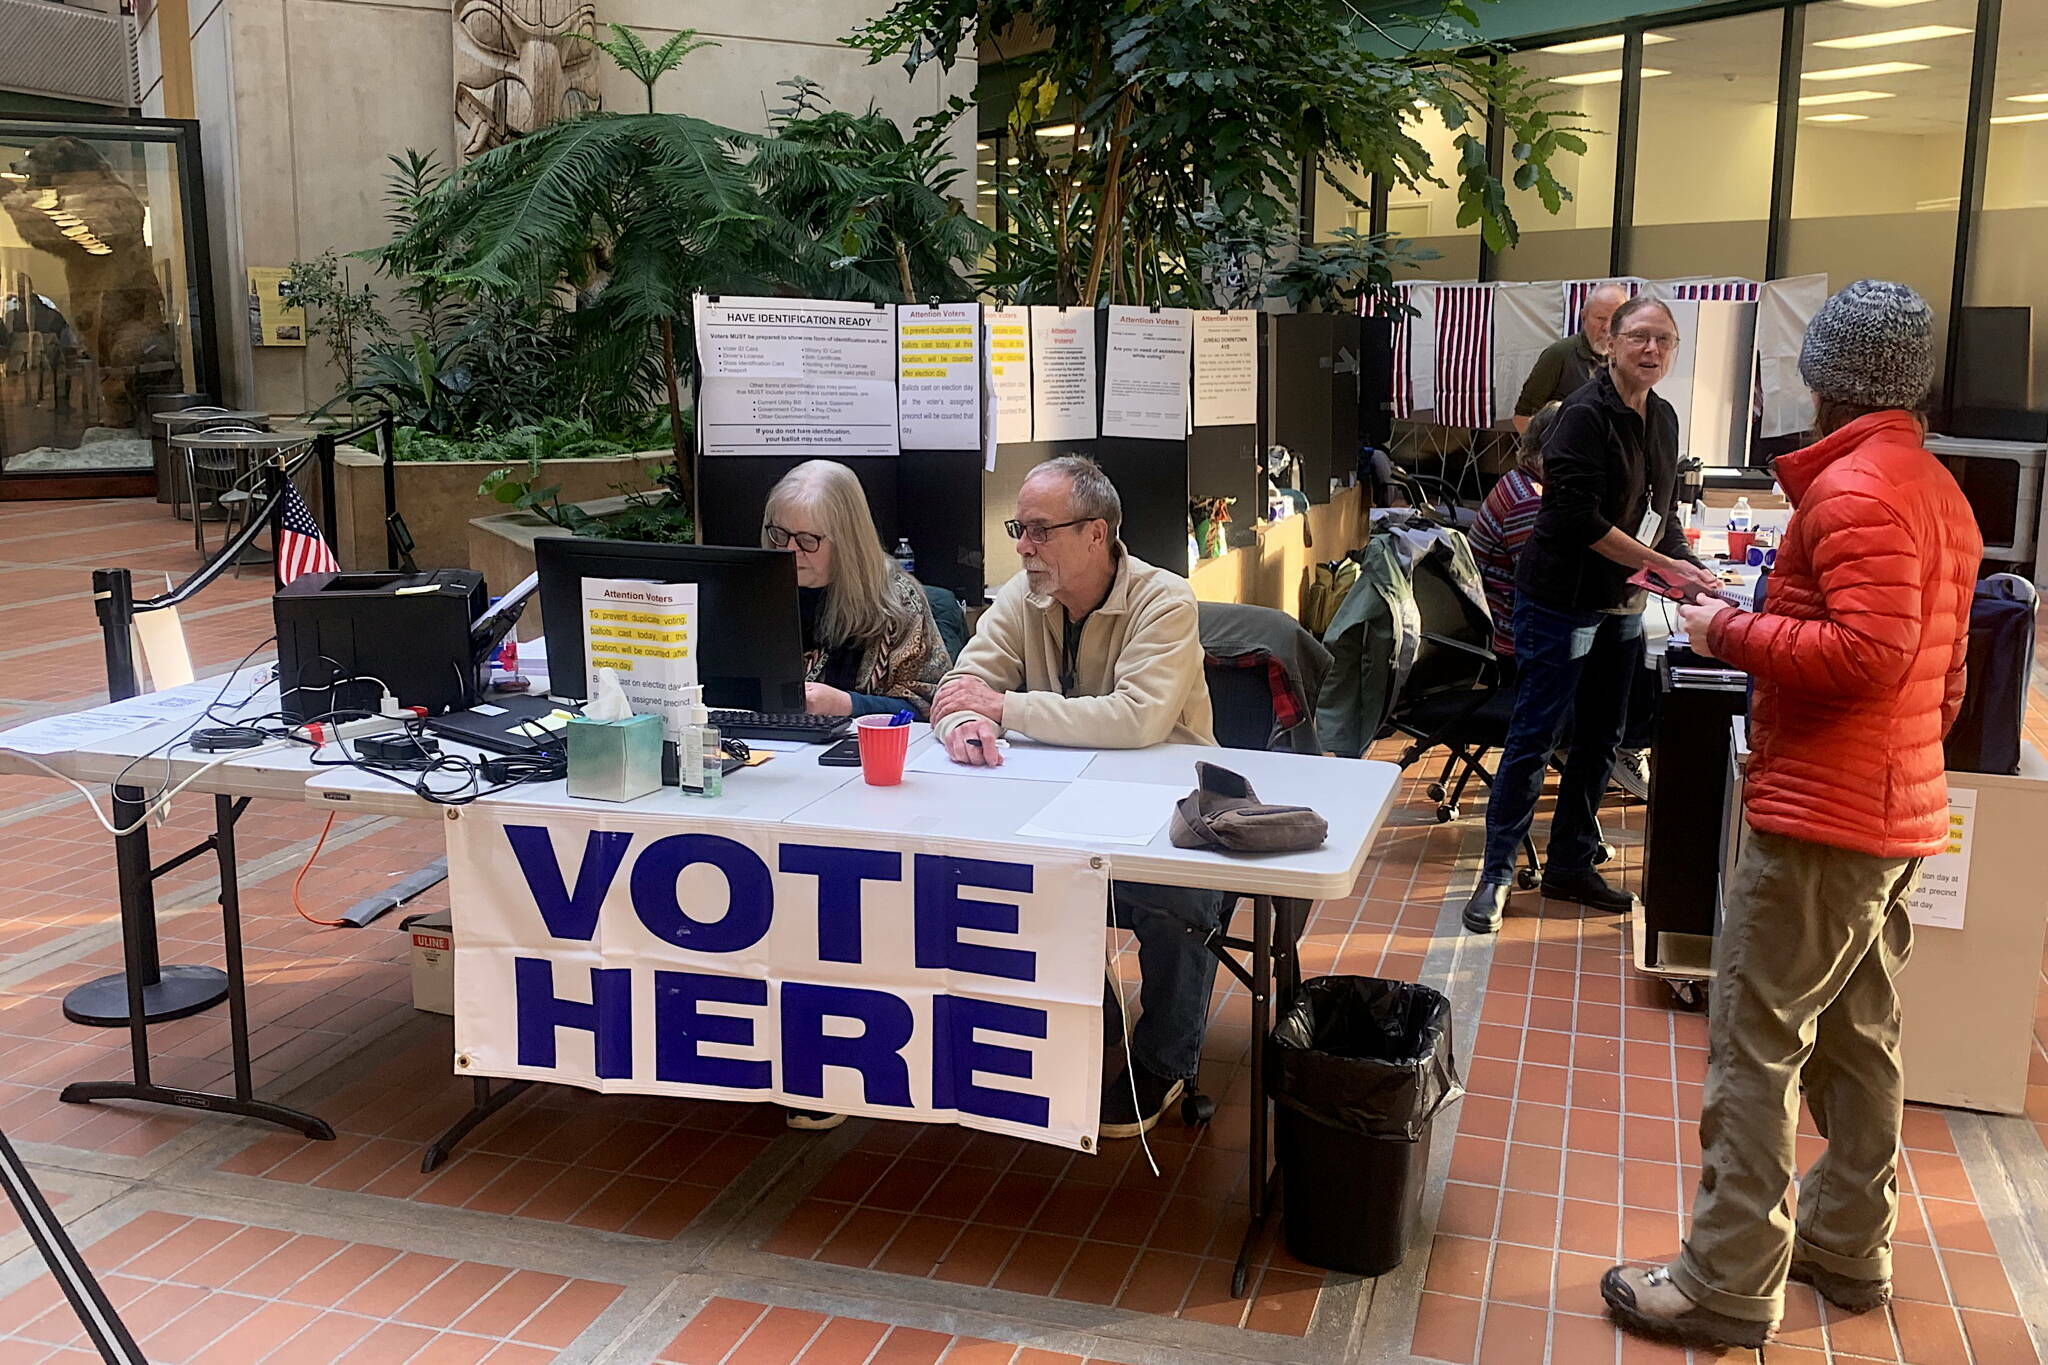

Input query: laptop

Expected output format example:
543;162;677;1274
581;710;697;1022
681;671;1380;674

424;693;578;755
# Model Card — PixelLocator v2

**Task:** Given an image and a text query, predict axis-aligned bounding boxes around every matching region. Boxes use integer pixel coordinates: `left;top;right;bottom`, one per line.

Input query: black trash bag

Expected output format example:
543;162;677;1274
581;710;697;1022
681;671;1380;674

1266;976;1462;1142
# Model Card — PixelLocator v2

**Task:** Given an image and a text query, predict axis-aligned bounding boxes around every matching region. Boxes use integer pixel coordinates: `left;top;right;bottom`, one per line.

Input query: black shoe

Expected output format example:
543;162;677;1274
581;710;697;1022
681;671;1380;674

1540;868;1634;913
1099;1063;1185;1139
1463;882;1509;934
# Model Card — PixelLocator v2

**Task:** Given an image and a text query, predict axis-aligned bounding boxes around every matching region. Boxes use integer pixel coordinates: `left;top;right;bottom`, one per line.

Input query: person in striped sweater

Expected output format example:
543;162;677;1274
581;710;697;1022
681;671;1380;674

1469;402;1561;661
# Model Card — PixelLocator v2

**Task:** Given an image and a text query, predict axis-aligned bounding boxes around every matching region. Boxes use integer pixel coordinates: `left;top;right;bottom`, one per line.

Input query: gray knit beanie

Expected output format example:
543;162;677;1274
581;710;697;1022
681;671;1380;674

1798;279;1935;411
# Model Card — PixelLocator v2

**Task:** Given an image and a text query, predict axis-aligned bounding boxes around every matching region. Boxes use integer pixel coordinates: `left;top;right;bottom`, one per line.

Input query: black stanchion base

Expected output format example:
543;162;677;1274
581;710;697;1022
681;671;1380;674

61;965;229;1027
57;1080;333;1140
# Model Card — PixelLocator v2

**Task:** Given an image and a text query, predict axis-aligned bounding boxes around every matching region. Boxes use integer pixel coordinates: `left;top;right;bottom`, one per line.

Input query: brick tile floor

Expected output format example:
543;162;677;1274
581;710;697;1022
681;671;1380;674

0;1213;621;1363
2;497;2046;1364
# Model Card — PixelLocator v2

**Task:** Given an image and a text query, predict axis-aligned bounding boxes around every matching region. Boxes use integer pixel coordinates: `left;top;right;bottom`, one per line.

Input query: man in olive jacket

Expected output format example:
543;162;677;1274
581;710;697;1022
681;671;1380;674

932;456;1222;1140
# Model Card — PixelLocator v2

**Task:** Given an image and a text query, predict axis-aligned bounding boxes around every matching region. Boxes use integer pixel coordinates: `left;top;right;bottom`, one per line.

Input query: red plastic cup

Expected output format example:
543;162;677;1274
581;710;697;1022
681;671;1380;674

855;715;910;786
1725;529;1756;561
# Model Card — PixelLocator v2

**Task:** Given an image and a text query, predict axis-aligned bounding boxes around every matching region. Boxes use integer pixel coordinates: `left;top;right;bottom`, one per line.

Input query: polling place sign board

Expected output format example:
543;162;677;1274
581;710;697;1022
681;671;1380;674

446;808;1109;1151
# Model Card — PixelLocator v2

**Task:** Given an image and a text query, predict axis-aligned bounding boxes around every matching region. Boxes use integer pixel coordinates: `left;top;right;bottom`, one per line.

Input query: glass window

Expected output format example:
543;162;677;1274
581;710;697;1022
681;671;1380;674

1383;104;1481;281
1630;12;1782;280
1963;1;2048;410
1491;39;1623;282
1312;159;1372;241
0;120;211;488
973;133;1000;232
1783;0;1976;394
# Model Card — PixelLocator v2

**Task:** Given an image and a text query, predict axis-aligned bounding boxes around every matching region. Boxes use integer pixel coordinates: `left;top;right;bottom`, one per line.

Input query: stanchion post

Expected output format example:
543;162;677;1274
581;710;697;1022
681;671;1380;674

61;570;230;1028
315;432;338;550
381;412;399;570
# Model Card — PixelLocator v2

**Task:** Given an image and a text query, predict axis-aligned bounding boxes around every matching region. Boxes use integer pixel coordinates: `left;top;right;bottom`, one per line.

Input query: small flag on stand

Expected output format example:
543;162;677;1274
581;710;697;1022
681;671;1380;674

274;478;339;584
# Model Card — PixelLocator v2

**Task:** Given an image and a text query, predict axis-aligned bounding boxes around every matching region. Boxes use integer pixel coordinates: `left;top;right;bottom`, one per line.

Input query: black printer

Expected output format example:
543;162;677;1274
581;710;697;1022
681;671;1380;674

274;569;488;721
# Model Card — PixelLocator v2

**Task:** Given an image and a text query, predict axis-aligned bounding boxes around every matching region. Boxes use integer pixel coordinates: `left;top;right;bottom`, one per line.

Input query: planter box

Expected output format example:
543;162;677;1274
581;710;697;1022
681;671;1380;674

333;448;662;573
467;494;643;625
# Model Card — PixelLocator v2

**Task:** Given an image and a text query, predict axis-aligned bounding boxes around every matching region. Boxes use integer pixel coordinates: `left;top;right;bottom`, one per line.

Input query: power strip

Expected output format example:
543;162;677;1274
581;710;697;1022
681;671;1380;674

291;715;406;747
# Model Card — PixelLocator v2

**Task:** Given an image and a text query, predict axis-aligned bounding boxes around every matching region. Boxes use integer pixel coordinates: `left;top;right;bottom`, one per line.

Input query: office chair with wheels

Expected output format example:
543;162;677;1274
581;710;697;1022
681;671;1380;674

1384;551;1543;888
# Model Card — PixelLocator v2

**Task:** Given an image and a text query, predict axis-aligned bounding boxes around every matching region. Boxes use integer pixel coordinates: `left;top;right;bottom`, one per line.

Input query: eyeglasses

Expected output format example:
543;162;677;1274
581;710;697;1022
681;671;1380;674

1004;517;1094;544
764;524;826;553
1616;329;1681;351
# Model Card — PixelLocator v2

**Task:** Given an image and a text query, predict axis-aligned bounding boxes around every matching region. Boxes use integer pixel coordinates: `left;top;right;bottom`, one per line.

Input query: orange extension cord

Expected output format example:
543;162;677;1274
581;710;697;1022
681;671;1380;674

291;812;350;927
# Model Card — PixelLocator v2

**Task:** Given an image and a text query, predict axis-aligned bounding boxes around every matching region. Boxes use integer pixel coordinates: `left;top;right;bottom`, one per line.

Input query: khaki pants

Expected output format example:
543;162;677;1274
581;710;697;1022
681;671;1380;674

1670;828;1921;1324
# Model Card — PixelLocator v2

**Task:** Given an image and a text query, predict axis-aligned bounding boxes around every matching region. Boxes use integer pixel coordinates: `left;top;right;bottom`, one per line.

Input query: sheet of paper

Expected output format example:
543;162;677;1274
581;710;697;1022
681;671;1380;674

1028;306;1097;442
1017;779;1185;845
694;295;899;458
1101;305;1193;440
987;306;1033;445
1905;786;1976;930
100;666;276;726
581;578;697;736
1192;310;1259;427
907;741;1097;784
745;738;809;753
896;302;982;450
0;710;155;756
980;332;999;473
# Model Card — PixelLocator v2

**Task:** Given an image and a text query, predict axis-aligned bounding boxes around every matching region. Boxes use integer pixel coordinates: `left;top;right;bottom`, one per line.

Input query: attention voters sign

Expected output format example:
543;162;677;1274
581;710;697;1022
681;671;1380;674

447;808;1109;1152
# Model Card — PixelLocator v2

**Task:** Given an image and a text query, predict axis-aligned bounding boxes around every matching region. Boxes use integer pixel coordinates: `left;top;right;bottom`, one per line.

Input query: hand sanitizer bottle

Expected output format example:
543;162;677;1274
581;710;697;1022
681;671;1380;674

677;684;705;792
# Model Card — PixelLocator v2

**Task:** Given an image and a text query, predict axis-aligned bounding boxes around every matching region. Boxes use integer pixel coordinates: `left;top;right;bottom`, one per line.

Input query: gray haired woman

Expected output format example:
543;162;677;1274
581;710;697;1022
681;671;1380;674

762;459;951;719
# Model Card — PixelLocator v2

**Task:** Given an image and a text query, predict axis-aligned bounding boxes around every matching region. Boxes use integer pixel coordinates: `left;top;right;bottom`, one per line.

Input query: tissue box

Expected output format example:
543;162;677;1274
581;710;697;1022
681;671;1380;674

408;909;454;1016
566;712;663;801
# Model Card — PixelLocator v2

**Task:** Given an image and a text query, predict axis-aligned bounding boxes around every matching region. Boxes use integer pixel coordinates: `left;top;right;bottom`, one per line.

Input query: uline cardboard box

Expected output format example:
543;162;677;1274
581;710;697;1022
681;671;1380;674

409;909;454;1016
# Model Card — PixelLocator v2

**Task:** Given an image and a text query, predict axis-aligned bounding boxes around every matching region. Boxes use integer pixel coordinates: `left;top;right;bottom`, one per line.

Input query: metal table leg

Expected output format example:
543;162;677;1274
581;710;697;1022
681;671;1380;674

421;1076;534;1173
60;795;334;1140
1231;893;1281;1297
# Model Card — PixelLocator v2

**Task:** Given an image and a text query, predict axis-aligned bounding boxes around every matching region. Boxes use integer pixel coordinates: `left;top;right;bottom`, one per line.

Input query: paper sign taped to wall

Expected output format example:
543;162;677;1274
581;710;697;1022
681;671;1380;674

1904;786;1975;930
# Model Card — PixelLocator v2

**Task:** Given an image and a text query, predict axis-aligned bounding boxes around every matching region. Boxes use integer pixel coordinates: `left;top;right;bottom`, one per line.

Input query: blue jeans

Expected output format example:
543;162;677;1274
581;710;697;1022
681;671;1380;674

1109;881;1231;1080
1479;598;1644;885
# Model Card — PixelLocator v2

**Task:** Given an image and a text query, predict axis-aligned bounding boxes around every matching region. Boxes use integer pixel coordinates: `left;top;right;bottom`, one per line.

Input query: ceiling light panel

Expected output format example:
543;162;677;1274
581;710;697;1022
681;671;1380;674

1552;67;1669;86
1802;61;1930;80
1805;113;1871;122
1814;25;1970;49
1538;33;1673;55
1796;89;1897;106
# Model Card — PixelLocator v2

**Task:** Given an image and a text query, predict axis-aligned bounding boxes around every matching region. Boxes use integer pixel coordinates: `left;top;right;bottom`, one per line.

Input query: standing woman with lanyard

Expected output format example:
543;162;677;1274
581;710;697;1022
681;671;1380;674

1463;295;1720;933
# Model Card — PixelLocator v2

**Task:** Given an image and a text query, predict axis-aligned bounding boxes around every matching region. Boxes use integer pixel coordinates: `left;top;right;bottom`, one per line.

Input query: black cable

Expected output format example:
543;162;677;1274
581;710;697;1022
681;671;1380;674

111;634;280;804
305;717;564;806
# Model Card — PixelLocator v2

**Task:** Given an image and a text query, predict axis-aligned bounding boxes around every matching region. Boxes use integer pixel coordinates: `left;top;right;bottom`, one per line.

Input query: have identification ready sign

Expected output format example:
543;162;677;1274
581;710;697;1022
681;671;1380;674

446;808;1109;1151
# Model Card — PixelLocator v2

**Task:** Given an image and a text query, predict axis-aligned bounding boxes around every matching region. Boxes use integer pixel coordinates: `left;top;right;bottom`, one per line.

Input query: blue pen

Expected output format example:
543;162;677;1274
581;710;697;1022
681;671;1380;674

889;708;915;727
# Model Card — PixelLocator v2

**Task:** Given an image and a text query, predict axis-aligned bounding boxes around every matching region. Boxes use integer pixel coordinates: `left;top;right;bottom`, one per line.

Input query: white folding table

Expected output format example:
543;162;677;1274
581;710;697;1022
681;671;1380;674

4;681;1402;1297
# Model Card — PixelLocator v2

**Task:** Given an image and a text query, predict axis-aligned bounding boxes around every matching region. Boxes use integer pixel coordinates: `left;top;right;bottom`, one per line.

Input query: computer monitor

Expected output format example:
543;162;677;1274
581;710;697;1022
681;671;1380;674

534;539;807;712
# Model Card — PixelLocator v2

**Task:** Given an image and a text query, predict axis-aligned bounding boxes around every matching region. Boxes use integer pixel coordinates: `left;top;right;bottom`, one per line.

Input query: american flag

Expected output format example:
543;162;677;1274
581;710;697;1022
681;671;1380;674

1433;283;1495;428
1668;279;1762;303
1362;285;1415;419
274;478;338;584
1563;278;1641;333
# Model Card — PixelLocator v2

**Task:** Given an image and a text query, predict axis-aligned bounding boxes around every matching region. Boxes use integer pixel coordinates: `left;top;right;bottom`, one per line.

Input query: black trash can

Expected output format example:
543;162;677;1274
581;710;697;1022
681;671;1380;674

1266;976;1461;1276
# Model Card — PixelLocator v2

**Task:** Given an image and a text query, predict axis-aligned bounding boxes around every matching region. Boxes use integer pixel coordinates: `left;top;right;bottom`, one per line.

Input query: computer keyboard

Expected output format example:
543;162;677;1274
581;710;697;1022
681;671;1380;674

707;710;851;744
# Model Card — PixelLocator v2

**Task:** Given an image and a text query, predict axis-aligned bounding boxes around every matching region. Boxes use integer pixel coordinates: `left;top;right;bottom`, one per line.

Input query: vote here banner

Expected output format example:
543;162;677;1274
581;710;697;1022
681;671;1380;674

446;807;1109;1152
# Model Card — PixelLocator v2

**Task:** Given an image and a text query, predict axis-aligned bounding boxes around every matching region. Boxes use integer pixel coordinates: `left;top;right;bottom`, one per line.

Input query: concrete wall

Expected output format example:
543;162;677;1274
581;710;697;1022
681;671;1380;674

140;1;976;417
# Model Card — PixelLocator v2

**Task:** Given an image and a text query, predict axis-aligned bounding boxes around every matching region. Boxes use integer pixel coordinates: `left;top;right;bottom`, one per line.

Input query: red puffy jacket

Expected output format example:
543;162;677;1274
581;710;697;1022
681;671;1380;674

1706;410;1979;858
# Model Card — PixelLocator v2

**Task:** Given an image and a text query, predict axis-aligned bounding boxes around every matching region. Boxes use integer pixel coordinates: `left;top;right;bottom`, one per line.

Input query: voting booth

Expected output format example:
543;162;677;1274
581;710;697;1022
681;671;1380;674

1377;274;1826;468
